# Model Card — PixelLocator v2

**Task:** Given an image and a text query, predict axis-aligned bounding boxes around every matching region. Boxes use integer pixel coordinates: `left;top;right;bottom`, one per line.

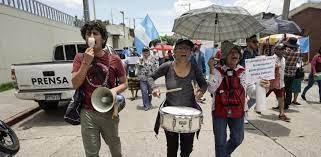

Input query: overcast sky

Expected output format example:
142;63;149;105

39;0;320;35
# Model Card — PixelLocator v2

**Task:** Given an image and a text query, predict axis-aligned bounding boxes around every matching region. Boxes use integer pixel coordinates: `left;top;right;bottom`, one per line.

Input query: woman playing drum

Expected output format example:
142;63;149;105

148;39;208;157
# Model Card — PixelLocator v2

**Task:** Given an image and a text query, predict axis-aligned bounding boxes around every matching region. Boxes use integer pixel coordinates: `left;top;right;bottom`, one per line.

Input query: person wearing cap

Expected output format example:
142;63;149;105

267;44;290;122
273;37;300;110
207;41;270;157
191;40;206;76
149;38;208;157
136;47;159;110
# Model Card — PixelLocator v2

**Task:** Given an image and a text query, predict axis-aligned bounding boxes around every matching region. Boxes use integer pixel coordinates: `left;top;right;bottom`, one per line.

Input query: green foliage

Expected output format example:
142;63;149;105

149;35;175;47
0;82;14;92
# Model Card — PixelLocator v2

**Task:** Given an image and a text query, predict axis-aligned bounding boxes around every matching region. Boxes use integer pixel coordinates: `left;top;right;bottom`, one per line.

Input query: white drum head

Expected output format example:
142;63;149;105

161;106;201;115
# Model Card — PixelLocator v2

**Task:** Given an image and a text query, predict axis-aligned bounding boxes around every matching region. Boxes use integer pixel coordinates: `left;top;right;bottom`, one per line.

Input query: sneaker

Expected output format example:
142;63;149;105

301;95;307;101
272;106;279;110
244;118;249;124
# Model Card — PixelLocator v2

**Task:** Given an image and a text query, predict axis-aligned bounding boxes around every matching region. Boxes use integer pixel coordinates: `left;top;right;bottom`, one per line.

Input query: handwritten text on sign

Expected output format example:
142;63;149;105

245;56;276;84
127;56;140;64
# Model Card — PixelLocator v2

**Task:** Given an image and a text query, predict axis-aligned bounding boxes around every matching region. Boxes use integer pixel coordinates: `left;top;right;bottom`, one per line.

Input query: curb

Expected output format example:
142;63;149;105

4;106;41;126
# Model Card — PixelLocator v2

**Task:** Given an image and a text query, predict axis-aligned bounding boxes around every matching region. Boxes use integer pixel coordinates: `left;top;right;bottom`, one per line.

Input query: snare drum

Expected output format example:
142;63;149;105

159;106;203;133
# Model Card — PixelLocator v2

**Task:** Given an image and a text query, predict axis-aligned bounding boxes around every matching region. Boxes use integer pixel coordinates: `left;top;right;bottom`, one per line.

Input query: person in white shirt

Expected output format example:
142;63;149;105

267;43;290;122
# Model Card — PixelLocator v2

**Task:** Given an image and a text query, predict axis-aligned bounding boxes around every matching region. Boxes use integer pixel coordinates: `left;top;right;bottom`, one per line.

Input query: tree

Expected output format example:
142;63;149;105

149;35;175;47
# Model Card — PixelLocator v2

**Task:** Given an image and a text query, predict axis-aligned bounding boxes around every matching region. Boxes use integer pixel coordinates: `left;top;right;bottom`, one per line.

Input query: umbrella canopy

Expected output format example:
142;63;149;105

259;18;302;34
172;4;264;42
152;44;173;51
259;33;301;45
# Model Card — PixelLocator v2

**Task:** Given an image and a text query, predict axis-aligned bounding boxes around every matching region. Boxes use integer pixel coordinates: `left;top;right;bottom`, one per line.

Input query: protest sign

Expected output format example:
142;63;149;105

245;56;276;84
127;56;140;64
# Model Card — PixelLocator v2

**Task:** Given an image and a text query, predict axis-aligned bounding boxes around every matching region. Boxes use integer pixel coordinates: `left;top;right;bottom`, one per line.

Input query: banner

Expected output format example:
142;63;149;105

245;56;276;84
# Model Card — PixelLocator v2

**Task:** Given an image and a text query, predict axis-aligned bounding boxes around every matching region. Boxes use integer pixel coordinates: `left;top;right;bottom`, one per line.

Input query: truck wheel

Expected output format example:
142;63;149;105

38;101;59;111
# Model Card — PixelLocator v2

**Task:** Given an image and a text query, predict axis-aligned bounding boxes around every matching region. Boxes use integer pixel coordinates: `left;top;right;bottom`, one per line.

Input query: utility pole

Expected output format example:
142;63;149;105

120;11;125;38
133;17;143;30
133;18;135;29
93;0;96;21
189;3;191;11
83;0;90;22
111;9;114;24
282;0;291;20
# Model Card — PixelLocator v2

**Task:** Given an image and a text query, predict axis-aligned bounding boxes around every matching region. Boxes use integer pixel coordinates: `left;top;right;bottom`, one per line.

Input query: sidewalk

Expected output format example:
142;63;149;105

0;89;39;125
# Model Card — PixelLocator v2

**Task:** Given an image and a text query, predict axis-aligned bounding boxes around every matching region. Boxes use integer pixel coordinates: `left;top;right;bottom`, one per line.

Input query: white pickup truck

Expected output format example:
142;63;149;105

11;42;116;111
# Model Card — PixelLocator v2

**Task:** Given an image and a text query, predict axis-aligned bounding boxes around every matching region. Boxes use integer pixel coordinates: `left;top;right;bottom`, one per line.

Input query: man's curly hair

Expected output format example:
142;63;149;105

80;20;108;48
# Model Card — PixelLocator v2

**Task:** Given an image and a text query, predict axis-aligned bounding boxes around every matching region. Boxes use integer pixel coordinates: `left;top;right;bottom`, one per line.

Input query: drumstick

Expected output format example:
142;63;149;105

149;88;182;96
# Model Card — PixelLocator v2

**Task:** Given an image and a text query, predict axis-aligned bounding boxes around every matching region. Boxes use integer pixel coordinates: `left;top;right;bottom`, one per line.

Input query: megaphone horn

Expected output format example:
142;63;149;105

91;87;114;113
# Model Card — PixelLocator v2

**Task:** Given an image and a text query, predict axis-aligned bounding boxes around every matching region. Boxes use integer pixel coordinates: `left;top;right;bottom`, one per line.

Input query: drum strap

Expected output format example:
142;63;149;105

154;100;166;138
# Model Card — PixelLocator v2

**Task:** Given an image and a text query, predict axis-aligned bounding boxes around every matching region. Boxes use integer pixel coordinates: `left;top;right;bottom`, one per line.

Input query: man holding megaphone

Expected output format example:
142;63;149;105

71;20;127;157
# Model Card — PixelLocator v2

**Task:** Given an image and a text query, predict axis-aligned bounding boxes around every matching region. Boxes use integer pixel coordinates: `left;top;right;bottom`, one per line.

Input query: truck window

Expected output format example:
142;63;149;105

54;45;65;60
65;45;77;60
77;44;87;54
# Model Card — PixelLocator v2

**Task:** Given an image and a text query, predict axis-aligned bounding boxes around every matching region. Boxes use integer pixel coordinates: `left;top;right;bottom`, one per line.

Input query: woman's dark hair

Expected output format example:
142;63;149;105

319;46;321;54
80;20;108;48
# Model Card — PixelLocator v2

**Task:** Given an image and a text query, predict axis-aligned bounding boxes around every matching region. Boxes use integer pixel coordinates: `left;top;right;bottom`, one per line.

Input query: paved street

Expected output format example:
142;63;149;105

5;78;321;157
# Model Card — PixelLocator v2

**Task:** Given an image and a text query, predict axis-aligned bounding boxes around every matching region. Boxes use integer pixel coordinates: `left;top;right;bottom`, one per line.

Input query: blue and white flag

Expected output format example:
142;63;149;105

298;37;309;53
134;15;159;54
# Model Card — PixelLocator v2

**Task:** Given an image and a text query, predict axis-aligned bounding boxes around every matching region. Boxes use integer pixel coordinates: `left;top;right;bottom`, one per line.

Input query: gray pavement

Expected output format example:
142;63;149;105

0;89;38;122
2;79;321;157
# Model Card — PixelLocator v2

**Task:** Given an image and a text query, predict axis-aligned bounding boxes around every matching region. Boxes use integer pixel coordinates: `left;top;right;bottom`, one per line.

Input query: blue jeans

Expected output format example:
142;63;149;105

302;73;321;101
140;80;152;108
213;116;244;157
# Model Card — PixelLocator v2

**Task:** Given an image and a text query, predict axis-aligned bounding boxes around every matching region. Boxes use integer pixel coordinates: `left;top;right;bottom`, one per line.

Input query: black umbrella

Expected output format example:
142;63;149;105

259;18;302;34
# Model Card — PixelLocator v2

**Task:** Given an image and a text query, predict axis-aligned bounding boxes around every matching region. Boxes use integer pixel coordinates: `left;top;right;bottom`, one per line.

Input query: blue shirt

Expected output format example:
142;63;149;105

239;47;258;67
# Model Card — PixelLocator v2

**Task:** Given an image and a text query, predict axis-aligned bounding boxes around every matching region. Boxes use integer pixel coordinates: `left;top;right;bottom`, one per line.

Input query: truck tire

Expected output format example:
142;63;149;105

38;101;59;111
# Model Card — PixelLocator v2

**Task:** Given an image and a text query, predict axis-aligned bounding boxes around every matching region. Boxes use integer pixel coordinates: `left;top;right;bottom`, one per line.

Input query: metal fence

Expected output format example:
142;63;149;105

0;0;84;27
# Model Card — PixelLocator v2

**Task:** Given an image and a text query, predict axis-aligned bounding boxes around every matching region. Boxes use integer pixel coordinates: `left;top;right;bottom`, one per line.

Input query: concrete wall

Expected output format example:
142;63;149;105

0;5;82;83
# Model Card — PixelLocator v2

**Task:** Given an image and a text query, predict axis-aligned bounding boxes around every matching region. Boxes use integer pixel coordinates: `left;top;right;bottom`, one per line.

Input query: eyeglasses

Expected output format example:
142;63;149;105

252;40;258;44
175;47;192;51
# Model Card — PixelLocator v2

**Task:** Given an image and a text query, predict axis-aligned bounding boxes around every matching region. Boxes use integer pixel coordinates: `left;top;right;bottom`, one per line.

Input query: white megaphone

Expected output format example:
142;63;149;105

91;87;125;113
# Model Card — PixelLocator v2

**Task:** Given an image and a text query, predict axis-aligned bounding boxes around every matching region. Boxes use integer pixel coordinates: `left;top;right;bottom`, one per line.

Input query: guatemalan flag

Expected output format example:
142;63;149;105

298;37;309;54
134;15;159;54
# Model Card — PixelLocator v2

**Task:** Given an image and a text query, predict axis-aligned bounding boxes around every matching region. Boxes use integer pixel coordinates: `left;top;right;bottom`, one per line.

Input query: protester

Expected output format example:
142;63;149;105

190;41;206;103
71;20;127;157
124;57;140;100
281;37;301;110
301;47;321;103
149;38;207;157
136;47;159;110
239;35;260;124
267;44;290;122
291;57;304;105
208;41;270;157
191;40;206;76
